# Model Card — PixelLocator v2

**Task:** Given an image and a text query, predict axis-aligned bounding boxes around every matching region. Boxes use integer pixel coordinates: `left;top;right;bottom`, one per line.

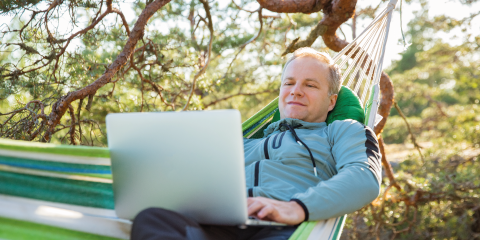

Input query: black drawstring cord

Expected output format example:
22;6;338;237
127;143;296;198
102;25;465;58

280;123;318;177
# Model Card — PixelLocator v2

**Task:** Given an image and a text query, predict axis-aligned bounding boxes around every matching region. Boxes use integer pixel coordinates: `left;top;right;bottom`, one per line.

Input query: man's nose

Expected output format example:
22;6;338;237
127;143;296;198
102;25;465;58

290;84;303;96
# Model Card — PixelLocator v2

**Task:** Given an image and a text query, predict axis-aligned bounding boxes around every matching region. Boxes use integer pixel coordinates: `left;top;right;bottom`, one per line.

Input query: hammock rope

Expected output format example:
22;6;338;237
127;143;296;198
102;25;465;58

329;0;397;128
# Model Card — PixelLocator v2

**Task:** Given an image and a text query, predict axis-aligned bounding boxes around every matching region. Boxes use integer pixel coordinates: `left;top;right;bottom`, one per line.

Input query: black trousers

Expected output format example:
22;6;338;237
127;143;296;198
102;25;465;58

131;208;297;240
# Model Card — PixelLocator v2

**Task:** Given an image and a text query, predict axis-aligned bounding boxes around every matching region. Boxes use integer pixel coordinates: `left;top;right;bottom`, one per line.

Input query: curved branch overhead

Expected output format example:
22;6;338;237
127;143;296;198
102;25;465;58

318;0;356;52
256;0;328;14
257;0;356;51
269;0;357;55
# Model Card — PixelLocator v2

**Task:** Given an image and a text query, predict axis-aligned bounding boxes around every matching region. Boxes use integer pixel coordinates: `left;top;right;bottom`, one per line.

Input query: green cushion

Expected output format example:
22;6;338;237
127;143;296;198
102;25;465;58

326;86;365;125
271;86;364;125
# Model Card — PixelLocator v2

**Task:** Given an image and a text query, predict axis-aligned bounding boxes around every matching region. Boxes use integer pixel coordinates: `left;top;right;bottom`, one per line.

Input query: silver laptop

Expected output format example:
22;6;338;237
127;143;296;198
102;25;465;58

106;110;285;226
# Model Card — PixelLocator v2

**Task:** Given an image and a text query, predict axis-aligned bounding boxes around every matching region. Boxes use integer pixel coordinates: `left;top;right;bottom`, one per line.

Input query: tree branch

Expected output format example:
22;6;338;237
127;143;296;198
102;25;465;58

130;52;176;110
41;0;172;142
68;104;76;145
111;8;131;35
77;98;83;144
378;136;401;191
393;101;424;162
280;0;356;56
183;0;214;111
203;89;276;108
374;72;394;136
223;7;263;79
232;0;258;13
257;0;328;14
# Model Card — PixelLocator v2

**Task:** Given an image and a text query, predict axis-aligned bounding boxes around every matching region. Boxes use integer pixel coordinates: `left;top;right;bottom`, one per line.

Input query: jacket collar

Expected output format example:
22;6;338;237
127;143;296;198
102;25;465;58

263;118;327;136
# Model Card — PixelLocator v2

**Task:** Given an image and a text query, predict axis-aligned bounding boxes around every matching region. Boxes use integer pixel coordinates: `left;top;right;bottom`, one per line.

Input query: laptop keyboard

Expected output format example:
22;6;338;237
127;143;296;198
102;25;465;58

243;217;288;227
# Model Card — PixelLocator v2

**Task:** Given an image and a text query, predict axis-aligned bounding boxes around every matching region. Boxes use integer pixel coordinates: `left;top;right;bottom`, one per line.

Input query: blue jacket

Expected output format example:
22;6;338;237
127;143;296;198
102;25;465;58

243;118;381;221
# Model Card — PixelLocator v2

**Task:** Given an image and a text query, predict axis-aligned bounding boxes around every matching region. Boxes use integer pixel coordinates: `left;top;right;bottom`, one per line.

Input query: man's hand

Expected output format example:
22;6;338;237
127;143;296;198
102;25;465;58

247;197;305;225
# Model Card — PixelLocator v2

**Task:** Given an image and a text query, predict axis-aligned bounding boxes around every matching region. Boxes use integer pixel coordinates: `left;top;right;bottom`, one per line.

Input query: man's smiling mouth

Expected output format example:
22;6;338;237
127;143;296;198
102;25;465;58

287;101;306;106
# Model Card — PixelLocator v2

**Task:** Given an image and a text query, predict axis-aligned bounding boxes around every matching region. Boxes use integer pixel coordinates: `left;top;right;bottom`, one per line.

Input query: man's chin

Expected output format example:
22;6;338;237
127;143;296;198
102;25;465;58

283;112;307;121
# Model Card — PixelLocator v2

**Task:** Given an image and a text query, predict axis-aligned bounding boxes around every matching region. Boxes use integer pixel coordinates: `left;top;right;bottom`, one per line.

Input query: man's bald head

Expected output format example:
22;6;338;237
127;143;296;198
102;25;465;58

281;47;341;96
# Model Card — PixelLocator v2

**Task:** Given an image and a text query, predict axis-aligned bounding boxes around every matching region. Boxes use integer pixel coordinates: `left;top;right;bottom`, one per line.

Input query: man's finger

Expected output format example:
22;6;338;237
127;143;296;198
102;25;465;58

247;200;266;216
257;204;277;220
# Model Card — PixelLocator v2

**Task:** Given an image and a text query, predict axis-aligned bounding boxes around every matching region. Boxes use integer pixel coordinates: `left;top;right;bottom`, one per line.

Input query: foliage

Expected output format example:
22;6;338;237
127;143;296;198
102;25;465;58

342;2;480;239
0;0;43;13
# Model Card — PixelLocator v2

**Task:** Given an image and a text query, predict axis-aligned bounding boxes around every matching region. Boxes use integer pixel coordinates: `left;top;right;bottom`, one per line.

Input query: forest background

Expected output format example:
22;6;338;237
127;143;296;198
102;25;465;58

0;0;479;239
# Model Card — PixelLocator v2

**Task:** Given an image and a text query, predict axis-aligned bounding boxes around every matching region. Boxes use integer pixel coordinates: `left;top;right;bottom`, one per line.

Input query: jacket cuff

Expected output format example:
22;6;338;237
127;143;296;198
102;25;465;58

290;198;309;222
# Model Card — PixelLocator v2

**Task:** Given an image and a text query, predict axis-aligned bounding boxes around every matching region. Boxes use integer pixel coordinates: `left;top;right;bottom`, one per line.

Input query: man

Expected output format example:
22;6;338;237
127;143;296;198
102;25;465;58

131;47;382;240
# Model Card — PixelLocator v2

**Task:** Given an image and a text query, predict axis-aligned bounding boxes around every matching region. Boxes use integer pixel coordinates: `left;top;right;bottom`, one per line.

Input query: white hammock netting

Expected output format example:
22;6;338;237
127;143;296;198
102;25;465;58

333;0;398;128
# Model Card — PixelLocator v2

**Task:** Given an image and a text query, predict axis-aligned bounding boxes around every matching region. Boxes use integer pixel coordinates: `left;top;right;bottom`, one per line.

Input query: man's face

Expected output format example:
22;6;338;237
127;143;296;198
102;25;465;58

279;56;338;123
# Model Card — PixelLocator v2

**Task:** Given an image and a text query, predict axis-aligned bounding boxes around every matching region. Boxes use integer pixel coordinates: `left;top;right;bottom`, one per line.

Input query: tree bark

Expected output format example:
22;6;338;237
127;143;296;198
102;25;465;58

374;72;394;136
378;136;401;190
277;0;356;56
42;0;172;142
257;0;330;14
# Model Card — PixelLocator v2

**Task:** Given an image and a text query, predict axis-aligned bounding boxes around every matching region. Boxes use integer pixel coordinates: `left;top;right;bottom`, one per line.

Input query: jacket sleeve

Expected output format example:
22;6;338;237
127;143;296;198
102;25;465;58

290;120;382;221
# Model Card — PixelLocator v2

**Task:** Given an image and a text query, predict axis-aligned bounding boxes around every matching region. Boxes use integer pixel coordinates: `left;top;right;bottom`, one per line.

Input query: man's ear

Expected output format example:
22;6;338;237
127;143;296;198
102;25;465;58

328;94;338;112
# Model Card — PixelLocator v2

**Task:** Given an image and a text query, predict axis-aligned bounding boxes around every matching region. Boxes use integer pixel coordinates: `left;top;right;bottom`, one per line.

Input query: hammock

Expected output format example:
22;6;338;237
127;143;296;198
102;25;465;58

0;0;397;239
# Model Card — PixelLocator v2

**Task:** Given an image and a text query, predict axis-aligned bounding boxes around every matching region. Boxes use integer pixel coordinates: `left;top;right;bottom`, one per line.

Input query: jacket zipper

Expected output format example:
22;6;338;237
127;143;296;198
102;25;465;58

251;137;270;197
263;136;270;159
254;161;260;186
